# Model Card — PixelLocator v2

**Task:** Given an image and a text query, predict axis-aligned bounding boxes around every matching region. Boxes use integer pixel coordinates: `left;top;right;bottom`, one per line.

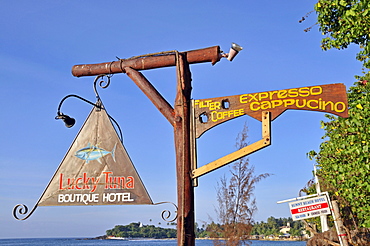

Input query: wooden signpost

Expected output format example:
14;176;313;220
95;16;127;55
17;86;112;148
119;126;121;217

14;44;349;246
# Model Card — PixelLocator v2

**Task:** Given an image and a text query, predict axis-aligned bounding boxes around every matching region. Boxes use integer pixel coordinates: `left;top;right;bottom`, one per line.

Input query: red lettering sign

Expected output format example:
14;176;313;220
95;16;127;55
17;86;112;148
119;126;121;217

290;202;329;215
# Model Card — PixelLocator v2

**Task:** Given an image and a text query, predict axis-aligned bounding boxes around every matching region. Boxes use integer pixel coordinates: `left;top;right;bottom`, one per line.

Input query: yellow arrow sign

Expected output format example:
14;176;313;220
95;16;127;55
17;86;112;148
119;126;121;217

193;83;348;138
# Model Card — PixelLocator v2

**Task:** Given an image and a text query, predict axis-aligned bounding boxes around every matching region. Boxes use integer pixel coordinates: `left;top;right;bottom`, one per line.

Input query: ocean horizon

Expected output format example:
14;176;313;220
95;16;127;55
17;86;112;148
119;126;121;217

0;237;307;246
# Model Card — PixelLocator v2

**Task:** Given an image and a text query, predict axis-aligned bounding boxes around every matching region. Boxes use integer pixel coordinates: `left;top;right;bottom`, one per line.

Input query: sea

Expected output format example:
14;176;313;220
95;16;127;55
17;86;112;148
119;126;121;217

0;238;307;246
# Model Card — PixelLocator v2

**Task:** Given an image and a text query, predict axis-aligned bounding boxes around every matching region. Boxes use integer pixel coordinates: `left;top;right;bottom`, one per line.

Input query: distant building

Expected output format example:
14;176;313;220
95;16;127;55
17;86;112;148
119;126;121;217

279;222;291;235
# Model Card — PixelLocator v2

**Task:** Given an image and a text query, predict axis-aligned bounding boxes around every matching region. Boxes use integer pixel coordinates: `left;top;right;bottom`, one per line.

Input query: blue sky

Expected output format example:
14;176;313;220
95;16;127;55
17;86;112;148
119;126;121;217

0;0;362;239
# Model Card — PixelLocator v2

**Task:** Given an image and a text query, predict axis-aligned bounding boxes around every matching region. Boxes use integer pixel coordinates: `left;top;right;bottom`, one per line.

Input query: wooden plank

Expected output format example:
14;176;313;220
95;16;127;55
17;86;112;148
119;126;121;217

194;83;348;138
191;111;271;179
190;100;199;187
191;139;269;178
125;67;175;126
262;111;271;139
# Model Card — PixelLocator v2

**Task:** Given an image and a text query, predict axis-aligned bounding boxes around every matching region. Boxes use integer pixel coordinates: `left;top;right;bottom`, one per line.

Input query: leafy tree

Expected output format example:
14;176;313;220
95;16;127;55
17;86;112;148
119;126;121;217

308;80;370;228
212;123;270;246
266;217;279;235
303;0;370;230
315;0;370;70
105;222;176;239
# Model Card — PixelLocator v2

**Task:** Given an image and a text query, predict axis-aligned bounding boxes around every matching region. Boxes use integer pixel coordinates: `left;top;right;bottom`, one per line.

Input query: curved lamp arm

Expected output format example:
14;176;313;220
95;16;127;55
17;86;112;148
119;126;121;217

55;94;123;144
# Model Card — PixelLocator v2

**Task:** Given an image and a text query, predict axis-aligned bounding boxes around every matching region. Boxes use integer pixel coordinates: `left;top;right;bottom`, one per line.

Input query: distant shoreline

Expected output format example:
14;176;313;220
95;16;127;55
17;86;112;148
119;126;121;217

82;235;177;241
83;235;305;242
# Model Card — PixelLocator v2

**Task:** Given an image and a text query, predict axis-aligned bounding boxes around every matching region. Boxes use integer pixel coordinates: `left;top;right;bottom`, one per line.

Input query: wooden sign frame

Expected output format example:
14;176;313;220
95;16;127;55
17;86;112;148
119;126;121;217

191;111;271;179
193;83;348;138
190;83;348;181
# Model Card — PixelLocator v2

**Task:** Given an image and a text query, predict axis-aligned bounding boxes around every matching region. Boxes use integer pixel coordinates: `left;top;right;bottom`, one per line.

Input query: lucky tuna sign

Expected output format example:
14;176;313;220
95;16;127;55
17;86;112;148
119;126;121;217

37;106;152;207
193;83;348;138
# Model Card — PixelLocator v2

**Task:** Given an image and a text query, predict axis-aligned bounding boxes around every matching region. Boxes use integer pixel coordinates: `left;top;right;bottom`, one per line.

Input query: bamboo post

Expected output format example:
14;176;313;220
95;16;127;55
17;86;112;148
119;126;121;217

332;200;349;246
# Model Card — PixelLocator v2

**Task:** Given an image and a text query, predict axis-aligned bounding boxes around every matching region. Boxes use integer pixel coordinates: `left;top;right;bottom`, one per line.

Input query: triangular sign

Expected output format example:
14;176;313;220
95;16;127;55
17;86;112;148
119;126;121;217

38;106;152;206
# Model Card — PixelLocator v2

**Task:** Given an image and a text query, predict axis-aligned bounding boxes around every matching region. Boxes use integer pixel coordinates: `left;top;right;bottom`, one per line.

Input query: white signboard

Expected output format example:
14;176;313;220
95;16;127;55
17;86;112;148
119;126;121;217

289;195;331;221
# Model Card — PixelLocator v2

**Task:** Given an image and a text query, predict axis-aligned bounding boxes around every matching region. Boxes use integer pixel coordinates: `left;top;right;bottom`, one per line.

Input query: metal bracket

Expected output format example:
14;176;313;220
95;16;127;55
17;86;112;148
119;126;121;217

153;201;178;223
191;111;271;179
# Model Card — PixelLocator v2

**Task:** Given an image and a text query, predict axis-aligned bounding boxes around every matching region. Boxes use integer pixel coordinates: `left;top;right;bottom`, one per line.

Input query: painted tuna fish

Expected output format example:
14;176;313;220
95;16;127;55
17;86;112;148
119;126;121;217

75;143;116;163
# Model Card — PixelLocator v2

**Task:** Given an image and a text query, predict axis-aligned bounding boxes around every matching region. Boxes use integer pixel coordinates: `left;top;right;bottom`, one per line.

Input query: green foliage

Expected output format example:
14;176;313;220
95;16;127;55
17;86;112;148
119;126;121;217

251;217;304;237
106;222;176;239
308;75;370;228
308;0;370;229
195;223;211;238
315;0;370;69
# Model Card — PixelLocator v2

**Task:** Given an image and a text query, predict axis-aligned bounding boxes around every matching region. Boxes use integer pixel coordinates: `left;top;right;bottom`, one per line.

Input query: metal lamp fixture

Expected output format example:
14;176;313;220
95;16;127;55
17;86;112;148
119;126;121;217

55;113;76;128
55;94;97;128
227;42;243;61
55;74;109;128
55;93;123;143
